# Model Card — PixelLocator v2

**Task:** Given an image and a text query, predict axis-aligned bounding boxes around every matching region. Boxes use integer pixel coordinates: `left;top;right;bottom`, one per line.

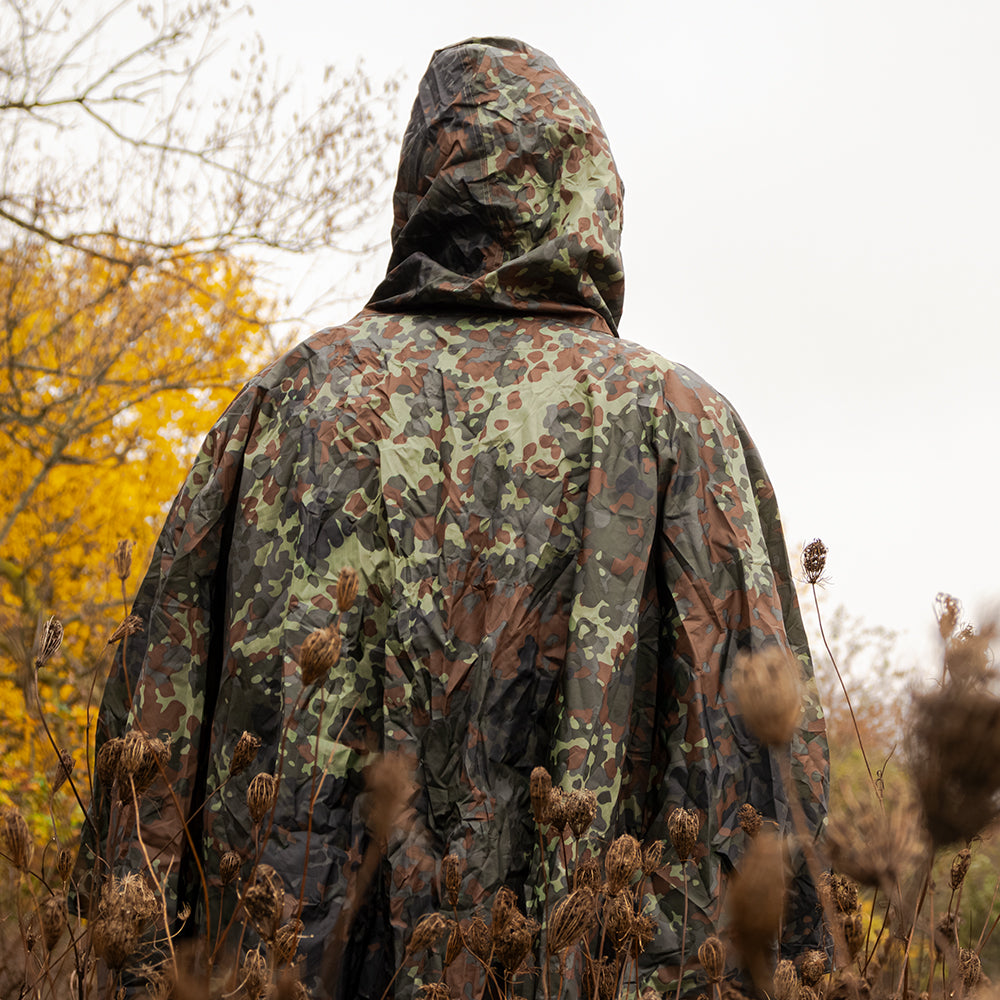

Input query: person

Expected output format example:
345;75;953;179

81;37;828;999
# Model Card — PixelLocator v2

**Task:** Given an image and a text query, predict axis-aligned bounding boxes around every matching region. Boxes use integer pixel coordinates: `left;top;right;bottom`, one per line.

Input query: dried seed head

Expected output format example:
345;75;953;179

731;647;803;746
546;787;568;834
827;793;927;890
247;773;278;825
465;914;492;963
117;732;169;800
799;986;818;1000
442;853;462;908
799;950;827;987
220;851;242;885
597;958;619;1000
493;910;538;972
960;948;982;990
631;913;656;953
574;856;602;893
936;594;962;641
113;540;134;582
698;935;726;983
604;891;634;951
908;680;1000;847
944;624;996;686
491;886;517;937
336;566;360;612
819;872;860;915
547;887;596;954
92;917;138;970
243;865;284;940
566;788;598;839
416;986;452;1000
738;803;763;839
773;959;799;1000
108;614;143;644
667;807;700;862
50;748;74;794
40;891;66;951
96;737;124;785
641;839;663;876
801;539;828;585
604;834;642;893
230;731;262;778
408;912;450;954
936;912;959;952
35;616;63;669
241;948;268;1000
1;808;33;870
444;924;463;968
728;830;786;991
530;767;552;825
272;919;303;966
951;848;973;890
57;847;74;884
299;626;342;686
842;914;864;959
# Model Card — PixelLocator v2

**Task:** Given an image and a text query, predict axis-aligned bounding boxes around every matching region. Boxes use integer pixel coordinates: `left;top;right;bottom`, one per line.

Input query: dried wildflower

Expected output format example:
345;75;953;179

230;731;262;778
631;912;656;952
35;616;63;669
799;950;827;987
530;766;552;825
300;626;342;686
960;948;983;990
443;853;461;908
597;957;620;1000
108;614;143;643
842;913;864;959
667;807;700;862
96;737;124;785
574;856;602;892
731;647;803;746
92;917;137;970
336;566;360;612
220;851;242;885
820;872;860;914
273;919;303;966
241;948;268;1000
951;848;973;890
57;846;74;884
244;865;284;940
566;788;598;839
50;748;74;794
799;987;818;1000
641;839;663;875
699;935;726;983
546;787;568;834
547;888;596;954
465;913;492;963
417;986;452;1000
41;892;66;951
117;732;169;801
113;540;134;581
493;910;537;972
1;808;33;870
408;912;450;954
801;540;828;585
491;886;517;937
604;891;634;951
908;680;1000;847
444;924;463;967
604;833;641;893
247;773;278;825
936;594;962;641
738;803;762;839
93;873;158;967
945;624;996;685
827;793;926;889
728;831;785;990
773;959;799;1000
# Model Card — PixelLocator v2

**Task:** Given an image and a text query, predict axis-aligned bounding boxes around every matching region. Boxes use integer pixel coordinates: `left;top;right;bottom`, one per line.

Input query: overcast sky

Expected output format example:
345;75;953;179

110;1;1000;680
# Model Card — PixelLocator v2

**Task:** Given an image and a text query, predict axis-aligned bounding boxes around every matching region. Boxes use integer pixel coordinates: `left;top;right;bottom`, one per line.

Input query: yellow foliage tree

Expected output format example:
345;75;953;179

0;240;270;836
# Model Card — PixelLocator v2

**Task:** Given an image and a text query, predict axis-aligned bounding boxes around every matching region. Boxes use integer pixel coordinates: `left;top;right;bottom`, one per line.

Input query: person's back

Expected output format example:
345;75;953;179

82;37;828;999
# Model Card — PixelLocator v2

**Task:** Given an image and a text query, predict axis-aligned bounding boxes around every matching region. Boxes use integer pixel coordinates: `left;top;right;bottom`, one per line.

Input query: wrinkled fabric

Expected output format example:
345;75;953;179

81;37;828;999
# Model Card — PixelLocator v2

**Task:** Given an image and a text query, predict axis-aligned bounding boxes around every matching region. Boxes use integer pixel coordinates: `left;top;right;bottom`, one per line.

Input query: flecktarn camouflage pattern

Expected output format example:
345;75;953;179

81;37;828;999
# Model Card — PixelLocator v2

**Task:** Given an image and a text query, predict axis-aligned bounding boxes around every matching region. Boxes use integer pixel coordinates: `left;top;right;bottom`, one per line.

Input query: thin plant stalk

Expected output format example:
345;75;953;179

675;860;689;1000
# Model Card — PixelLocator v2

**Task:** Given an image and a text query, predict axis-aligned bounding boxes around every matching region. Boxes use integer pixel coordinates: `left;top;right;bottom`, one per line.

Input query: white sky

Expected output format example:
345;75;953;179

111;1;1000;678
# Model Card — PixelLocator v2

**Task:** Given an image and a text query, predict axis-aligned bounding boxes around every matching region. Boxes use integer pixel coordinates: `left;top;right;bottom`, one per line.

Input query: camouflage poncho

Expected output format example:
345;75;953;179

84;37;828;998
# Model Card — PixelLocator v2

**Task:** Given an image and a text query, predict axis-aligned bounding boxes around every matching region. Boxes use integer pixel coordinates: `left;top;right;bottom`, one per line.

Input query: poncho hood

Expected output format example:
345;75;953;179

368;38;625;334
